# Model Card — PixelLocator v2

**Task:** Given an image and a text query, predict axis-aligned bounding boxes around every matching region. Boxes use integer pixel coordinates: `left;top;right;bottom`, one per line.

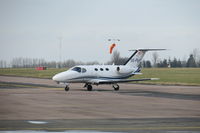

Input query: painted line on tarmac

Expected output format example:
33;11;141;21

0;126;200;131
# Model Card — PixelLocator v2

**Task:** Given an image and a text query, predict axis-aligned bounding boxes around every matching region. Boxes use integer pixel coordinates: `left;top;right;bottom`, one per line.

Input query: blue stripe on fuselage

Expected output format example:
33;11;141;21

68;73;134;81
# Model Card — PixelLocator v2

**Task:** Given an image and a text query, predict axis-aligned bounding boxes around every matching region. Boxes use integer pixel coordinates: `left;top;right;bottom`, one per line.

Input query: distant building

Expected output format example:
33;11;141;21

36;66;47;70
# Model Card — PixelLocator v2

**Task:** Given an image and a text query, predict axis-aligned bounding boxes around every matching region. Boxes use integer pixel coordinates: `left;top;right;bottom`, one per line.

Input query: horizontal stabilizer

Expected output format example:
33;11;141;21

132;72;143;75
129;49;166;51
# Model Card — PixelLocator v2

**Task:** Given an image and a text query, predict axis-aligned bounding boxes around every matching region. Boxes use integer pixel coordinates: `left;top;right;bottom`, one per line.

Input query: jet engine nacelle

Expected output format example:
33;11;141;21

116;66;133;74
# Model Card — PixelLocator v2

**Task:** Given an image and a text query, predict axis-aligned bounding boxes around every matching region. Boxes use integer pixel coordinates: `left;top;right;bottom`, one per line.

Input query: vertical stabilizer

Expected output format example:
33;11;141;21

124;49;166;68
124;50;146;67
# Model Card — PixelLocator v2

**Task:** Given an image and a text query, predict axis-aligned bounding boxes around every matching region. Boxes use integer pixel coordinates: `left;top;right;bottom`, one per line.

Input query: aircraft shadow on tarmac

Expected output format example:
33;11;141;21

118;90;200;101
4;81;199;101
78;88;200;101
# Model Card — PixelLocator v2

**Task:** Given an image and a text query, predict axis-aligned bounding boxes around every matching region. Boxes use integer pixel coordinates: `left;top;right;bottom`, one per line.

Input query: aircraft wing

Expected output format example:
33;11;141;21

88;78;159;84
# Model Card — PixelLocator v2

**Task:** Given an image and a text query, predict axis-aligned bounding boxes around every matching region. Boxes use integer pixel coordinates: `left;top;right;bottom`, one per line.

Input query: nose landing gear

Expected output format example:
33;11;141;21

112;84;119;91
65;85;69;91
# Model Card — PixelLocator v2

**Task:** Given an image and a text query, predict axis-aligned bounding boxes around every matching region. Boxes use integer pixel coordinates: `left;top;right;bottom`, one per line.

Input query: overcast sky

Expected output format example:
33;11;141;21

0;0;200;63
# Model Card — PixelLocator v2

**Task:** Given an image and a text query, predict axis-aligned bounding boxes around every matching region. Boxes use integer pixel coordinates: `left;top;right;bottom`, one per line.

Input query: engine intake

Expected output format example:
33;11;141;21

116;66;132;74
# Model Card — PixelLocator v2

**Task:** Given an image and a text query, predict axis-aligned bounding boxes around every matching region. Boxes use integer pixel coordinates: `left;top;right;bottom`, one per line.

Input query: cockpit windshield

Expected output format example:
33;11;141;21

71;67;81;73
71;67;87;73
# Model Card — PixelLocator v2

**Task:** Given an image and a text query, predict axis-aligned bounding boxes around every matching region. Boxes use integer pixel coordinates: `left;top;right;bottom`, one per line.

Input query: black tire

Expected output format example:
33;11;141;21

87;85;93;91
113;84;119;91
65;86;69;91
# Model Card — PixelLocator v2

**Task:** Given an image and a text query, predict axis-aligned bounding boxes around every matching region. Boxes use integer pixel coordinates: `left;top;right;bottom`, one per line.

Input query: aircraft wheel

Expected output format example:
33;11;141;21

87;85;93;91
113;84;119;91
65;86;69;91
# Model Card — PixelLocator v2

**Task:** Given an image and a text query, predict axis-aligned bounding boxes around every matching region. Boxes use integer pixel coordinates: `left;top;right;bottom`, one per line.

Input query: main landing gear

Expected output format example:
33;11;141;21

65;85;70;91
65;83;119;92
84;83;93;91
112;84;119;91
83;83;119;91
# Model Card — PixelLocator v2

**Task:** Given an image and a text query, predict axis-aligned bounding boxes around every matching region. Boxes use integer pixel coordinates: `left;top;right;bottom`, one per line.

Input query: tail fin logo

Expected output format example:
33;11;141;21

130;58;142;63
137;51;143;55
130;51;144;63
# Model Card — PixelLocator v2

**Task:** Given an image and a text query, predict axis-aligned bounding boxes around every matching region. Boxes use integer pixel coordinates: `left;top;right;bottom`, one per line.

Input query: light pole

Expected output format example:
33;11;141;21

58;36;63;68
108;38;120;44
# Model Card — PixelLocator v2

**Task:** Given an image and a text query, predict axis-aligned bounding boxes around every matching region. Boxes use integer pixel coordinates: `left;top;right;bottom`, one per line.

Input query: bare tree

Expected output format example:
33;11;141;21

192;48;200;66
63;59;76;68
111;50;120;65
0;60;7;68
152;52;159;67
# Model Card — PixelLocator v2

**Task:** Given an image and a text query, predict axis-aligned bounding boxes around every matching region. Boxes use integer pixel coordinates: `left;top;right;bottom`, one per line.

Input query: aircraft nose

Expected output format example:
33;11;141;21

52;75;58;81
52;74;61;82
52;71;69;82
52;71;74;82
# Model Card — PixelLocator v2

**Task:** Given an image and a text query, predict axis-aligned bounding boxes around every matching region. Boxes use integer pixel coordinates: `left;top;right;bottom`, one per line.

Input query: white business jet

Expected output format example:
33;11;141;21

52;49;165;91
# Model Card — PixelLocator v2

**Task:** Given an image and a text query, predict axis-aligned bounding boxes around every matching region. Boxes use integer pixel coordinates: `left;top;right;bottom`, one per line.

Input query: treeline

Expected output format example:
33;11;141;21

155;54;199;68
0;48;199;68
0;58;99;68
142;54;199;68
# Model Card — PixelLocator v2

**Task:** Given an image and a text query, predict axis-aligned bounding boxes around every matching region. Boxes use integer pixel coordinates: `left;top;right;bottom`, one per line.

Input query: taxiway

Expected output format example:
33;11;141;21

0;76;200;132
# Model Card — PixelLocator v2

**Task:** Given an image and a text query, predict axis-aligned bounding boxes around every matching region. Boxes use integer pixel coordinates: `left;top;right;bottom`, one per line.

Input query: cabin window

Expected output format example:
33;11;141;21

82;68;87;73
71;67;81;73
95;68;98;71
100;68;103;71
106;68;109;71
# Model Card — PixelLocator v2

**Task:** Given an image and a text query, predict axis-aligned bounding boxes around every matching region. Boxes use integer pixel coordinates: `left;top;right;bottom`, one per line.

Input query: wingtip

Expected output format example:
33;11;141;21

150;78;160;80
